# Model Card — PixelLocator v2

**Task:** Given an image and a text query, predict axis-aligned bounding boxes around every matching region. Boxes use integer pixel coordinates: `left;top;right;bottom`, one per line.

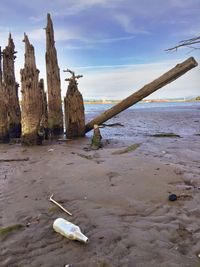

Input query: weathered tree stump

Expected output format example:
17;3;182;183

45;13;63;135
20;34;45;145
64;69;85;138
0;46;2;86
0;47;9;143
38;78;49;140
0;104;9;142
2;34;21;138
91;125;102;150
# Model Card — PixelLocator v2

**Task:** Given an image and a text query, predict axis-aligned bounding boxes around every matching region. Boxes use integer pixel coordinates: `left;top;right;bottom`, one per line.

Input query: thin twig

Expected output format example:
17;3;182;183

0;157;29;162
49;194;72;216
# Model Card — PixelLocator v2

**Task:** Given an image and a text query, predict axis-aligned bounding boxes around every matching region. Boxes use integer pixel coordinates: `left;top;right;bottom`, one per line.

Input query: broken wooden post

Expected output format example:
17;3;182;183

64;69;85;138
0;46;2;87
2;33;21;138
0;98;9;143
0;58;9;143
91;124;102;149
85;57;198;132
20;34;45;145
45;13;63;135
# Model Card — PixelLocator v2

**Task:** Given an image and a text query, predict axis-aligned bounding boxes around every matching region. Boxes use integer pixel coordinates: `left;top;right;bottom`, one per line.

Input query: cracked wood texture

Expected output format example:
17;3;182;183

85;57;198;132
64;75;85;138
2;34;21;137
38;78;48;139
0;47;9;143
20;34;46;145
45;13;63;135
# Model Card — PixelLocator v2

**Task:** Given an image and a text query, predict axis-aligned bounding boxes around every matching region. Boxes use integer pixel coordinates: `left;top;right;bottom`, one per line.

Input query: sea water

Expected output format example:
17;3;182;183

84;101;200;139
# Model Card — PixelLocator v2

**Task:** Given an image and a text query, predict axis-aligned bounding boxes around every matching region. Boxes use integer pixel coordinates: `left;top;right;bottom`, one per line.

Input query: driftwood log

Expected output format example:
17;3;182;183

64;69;85;138
2;34;21;138
85;57;198;132
0;157;29;162
20;34;45;145
45;13;63;135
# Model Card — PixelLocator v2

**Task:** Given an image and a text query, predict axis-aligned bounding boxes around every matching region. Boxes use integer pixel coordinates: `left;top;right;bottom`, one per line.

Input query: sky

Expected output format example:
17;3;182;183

0;0;199;100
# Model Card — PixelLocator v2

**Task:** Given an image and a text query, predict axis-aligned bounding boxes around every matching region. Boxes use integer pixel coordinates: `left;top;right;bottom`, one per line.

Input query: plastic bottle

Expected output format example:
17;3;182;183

53;218;89;243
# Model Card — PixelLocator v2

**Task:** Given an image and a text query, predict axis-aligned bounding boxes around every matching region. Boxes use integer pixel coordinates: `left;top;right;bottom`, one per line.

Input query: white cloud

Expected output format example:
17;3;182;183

114;13;150;35
28;0;121;21
168;0;200;8
27;27;84;42
29;28;45;41
26;26;137;50
0;27;13;47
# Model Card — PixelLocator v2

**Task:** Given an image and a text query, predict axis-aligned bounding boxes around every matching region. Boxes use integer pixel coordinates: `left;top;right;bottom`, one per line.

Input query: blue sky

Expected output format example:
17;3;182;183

0;0;199;99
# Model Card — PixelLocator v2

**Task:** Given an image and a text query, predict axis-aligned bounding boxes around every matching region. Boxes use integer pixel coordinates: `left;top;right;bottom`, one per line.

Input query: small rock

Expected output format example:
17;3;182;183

168;194;177;201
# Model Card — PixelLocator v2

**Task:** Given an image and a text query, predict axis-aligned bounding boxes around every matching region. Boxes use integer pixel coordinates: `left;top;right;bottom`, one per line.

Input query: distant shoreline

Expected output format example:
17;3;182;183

84;99;200;104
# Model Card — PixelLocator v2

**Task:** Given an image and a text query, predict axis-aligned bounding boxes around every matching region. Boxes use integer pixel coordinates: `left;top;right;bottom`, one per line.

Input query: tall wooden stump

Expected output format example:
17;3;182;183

38;78;48;139
0;46;2;86
45;13;63;135
0;48;9;143
2;34;21;138
20;34;45;145
0;91;9;143
64;69;85;138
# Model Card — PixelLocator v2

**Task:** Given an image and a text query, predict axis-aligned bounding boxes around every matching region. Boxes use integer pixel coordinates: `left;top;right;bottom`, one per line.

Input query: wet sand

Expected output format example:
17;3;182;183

0;104;200;266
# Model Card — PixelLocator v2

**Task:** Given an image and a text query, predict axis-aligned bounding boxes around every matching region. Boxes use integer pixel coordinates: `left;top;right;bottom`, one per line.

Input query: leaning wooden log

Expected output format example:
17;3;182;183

64;69;85;138
45;13;63;135
85;57;198;132
2;34;21;138
20;34;44;145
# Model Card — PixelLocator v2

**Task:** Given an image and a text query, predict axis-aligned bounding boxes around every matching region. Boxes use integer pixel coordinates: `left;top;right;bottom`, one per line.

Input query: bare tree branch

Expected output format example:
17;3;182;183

63;69;83;82
165;36;200;52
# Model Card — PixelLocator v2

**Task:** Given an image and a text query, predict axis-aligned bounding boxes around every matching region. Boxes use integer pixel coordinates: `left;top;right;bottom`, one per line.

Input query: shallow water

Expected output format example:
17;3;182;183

85;101;200;114
85;102;200;137
86;102;200;186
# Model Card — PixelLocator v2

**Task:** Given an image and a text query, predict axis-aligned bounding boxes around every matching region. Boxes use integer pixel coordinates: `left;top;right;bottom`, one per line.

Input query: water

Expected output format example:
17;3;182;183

85;101;200;188
84;101;200;114
85;101;200;140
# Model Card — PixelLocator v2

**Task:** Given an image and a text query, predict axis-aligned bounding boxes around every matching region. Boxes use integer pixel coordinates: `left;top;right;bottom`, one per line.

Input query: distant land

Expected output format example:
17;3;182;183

84;96;200;104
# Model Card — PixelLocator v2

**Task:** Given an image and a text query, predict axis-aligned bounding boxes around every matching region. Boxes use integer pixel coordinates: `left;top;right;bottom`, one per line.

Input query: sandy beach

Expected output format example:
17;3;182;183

0;104;200;267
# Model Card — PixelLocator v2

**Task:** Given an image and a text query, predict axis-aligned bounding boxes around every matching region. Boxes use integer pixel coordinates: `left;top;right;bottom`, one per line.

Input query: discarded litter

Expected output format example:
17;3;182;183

53;218;88;243
48;148;54;152
168;193;193;202
168;194;177;201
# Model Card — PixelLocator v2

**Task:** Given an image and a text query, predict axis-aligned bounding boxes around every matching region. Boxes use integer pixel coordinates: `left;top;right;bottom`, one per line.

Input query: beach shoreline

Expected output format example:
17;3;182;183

0;104;200;266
